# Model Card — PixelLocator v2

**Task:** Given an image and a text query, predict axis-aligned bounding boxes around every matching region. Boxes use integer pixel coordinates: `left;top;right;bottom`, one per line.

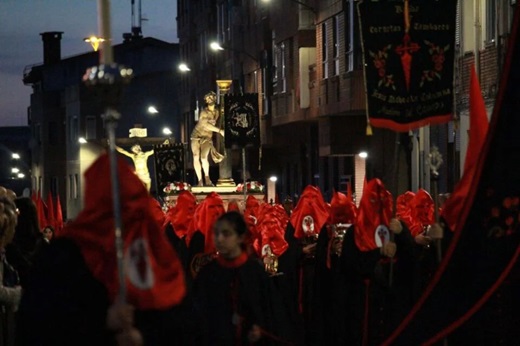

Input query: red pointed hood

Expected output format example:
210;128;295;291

396;191;416;230
355;178;393;251
62;154;186;310
166;190;197;238
412;189;435;233
186;192;225;253
46;192;55;230
227;200;240;212
330;190;357;225
54;194;64;236
290;185;330;239
255;203;289;257
244;195;260;238
36;192;47;231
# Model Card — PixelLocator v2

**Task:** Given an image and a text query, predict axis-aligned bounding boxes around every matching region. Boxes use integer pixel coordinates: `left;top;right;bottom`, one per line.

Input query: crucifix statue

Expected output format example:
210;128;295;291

116;144;154;191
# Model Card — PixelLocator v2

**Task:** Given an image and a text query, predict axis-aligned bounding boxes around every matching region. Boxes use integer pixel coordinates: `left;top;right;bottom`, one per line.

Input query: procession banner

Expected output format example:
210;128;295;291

384;5;520;344
224;93;260;148
358;0;457;132
153;143;185;189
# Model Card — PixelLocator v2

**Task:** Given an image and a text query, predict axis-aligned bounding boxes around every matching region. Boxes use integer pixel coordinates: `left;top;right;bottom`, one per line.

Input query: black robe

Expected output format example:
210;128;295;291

340;224;415;345
16;238;113;345
313;225;349;345
192;256;293;345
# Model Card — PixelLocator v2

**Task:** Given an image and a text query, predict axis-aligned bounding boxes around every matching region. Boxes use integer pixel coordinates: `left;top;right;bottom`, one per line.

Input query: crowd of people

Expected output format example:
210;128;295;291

0;152;513;345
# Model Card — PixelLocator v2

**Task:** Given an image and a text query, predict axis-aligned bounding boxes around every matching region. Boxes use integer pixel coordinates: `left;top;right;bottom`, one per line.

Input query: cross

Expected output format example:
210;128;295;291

395;33;420;91
378;228;387;245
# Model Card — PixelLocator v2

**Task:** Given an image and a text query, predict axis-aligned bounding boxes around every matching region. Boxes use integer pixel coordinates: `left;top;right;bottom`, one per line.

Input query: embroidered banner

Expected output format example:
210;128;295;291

153;143;185;189
358;0;457;131
224;93;261;148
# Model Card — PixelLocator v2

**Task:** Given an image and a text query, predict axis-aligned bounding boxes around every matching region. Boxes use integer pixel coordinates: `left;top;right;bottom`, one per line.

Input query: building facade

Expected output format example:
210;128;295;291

24;32;182;219
177;0;516;202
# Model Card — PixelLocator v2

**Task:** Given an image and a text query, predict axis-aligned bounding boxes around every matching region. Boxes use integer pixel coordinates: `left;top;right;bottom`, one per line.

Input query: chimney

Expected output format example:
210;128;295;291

40;32;63;65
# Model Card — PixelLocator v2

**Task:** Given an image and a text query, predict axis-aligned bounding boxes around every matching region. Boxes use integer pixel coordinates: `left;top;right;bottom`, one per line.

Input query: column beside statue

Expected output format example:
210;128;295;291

216;80;235;187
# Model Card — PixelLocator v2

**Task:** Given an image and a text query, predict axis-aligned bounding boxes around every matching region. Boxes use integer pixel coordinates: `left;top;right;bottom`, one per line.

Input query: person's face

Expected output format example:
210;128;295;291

205;95;216;105
213;220;243;257
131;145;142;154
43;227;53;241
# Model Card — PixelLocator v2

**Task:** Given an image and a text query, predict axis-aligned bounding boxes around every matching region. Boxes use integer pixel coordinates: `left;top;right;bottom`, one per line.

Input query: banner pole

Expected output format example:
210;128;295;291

242;148;247;204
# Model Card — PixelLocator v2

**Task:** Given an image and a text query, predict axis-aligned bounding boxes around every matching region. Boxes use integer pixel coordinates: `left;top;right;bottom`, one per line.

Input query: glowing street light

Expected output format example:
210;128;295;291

17;173;25;179
84;35;106;52
358;151;368;159
78;137;87;144
11;167;20;174
178;63;191;72
147;106;159;114
162;127;172;136
210;41;225;51
12;153;20;159
269;176;278;182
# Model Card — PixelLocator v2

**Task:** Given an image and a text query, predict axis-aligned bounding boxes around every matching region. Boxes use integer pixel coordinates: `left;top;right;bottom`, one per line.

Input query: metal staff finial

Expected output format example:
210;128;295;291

83;0;133;303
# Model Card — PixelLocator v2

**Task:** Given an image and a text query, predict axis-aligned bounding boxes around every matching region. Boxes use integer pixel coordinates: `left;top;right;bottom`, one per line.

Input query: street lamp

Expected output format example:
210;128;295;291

12;153;20;159
147;106;159;114
17;173;25;179
78;137;87;144
358;151;368;159
209;41;259;63
210;42;225;51
11;167;20;174
162;127;172;136
178;63;191;72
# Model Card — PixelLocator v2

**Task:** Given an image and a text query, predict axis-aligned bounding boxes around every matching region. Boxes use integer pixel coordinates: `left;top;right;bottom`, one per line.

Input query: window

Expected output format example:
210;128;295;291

346;1;355;72
281;42;287;93
74;174;79;199
199;31;208;65
333;15;340;76
51;176;59;196
322;22;329;79
86;116;97;140
69;175;73;199
272;31;279;90
35;123;41;145
49;121;57;145
486;0;497;43
69;116;78;143
218;2;230;43
262;50;269;115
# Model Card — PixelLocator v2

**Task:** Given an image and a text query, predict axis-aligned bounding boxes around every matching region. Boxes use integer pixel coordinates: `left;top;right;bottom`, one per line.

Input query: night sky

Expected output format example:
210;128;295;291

0;0;178;127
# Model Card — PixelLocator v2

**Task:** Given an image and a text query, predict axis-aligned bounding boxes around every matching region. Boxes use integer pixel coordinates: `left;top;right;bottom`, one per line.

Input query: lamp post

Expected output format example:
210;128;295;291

215;80;235;187
210;41;261;95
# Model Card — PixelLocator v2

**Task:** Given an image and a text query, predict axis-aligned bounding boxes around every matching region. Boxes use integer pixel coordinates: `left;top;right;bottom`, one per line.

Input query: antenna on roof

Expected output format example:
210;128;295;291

124;0;147;41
